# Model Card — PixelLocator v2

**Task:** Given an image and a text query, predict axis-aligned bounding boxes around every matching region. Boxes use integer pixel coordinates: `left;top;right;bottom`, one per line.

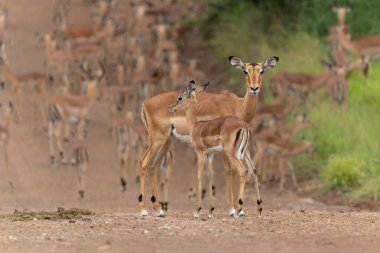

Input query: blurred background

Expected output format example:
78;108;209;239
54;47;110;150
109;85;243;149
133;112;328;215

0;0;379;216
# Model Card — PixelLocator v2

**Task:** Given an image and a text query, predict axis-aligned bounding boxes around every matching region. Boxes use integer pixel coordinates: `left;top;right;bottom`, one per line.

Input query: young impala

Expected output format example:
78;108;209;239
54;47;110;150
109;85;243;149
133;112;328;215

169;81;262;218
138;55;278;217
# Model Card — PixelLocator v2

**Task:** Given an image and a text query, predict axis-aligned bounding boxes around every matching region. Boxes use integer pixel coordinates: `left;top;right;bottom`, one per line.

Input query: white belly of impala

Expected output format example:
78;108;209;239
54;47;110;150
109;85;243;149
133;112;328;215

171;126;191;143
206;145;223;154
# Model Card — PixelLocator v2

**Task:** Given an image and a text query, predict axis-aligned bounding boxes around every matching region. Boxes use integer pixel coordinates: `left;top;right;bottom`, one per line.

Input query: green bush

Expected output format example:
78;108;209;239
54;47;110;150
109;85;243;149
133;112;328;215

322;156;363;194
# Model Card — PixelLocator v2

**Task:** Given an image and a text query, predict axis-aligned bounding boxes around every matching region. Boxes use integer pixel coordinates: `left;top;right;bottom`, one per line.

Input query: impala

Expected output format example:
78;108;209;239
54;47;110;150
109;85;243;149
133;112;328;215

138;55;278;217
326;26;380;66
264;138;314;192
169;81;262;218
46;79;98;167
268;63;333;101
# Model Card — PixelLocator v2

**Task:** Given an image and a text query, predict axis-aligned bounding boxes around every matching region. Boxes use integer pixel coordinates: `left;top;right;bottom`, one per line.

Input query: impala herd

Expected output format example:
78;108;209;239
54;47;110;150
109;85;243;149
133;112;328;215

0;1;377;218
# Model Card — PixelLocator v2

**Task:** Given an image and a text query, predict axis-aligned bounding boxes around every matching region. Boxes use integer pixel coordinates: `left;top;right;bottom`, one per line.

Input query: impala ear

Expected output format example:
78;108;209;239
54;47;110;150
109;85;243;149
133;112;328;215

185;80;196;98
187;80;196;91
197;81;211;95
262;56;279;70
228;56;246;71
320;59;334;69
201;81;210;91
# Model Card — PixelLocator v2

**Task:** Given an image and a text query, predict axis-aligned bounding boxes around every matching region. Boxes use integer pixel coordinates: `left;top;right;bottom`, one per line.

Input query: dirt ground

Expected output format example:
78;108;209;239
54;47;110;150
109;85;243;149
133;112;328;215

0;1;379;253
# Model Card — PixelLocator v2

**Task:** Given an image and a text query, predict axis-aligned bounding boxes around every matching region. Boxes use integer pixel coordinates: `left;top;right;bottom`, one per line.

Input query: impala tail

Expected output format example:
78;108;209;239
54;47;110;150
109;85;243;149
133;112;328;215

235;127;250;160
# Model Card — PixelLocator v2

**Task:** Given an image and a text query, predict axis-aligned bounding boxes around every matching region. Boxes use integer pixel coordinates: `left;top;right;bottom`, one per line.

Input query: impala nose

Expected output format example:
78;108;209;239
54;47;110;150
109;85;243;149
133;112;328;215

250;87;260;95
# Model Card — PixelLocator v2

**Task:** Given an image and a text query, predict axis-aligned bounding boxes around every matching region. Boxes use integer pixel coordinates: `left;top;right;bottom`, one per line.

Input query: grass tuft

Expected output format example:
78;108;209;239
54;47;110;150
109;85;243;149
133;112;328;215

0;207;94;222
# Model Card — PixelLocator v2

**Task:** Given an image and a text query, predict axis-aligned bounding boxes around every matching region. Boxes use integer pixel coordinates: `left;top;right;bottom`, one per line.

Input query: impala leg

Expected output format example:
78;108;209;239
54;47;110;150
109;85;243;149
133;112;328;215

188;154;197;199
222;154;235;217
194;152;205;218
32;100;38;129
231;158;248;218
139;139;168;217
48;121;56;168
161;151;173;212
110;100;117;127
54;122;66;165
245;154;263;216
261;152;268;184
327;81;335;103
206;154;215;218
77;163;86;199
119;150;128;192
279;159;286;192
77;118;86;140
39;101;48;131
287;161;299;191
135;143;143;183
63;118;71;143
4;147;14;189
343;81;349;104
149;140;171;216
15;88;22;122
268;154;275;182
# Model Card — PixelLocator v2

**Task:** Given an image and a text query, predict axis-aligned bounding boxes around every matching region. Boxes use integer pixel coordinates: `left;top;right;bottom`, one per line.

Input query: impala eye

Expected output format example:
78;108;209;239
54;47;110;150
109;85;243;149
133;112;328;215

259;70;264;75
178;96;183;101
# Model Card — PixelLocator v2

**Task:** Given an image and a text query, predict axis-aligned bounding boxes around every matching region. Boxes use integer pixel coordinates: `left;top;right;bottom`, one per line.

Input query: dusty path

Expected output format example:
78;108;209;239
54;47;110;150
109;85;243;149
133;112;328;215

0;210;379;253
0;1;379;252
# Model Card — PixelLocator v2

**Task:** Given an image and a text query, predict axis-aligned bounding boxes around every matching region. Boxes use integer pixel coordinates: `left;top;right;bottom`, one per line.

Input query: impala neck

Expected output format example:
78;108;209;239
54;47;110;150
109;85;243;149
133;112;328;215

311;70;331;91
185;97;197;134
281;96;297;116
240;87;259;123
3;107;12;129
290;123;308;139
338;33;356;54
86;81;98;101
287;142;312;157
45;37;56;55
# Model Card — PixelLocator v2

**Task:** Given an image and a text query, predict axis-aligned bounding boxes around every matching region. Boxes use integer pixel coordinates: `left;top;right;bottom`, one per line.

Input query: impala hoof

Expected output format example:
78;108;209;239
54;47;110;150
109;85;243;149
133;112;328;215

78;190;85;199
188;188;196;199
228;208;236;217
120;178;127;192
238;210;246;218
157;209;165;217
207;213;214;219
141;210;148;218
8;181;14;190
193;212;200;219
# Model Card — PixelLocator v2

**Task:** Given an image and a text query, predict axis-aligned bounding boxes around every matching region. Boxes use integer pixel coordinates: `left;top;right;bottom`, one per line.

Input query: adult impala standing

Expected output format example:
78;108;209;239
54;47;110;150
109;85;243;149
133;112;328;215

138;56;279;217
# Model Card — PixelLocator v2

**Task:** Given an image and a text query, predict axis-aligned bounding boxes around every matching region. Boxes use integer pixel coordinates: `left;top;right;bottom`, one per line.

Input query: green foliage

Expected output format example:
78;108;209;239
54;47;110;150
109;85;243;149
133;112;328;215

198;0;380;201
322;155;363;194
